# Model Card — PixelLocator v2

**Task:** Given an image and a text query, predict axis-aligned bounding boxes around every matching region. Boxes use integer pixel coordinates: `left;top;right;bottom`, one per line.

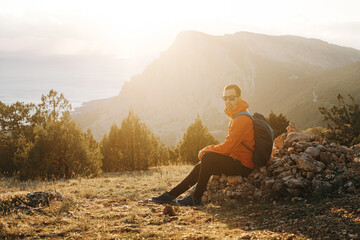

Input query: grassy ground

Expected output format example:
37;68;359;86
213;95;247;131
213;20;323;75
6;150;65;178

0;165;359;240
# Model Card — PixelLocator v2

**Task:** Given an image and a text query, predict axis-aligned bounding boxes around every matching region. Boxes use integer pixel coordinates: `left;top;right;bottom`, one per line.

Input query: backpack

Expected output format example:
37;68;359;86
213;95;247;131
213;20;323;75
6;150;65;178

234;111;274;166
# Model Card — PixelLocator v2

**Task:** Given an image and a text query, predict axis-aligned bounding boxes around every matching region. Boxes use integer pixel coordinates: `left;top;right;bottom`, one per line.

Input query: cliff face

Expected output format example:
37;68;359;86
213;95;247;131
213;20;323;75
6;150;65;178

72;31;360;146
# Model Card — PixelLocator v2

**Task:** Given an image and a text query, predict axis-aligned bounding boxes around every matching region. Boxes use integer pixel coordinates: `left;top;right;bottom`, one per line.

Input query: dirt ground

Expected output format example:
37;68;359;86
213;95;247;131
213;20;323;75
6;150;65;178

1;165;359;239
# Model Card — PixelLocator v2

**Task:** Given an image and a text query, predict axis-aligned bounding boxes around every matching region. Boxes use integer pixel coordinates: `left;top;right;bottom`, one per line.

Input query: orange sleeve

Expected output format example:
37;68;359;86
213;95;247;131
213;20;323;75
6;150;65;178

198;116;252;160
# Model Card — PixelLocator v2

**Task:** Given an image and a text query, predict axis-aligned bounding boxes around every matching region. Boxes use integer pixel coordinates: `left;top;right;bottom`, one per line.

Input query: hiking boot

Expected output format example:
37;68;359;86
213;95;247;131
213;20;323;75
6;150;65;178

175;194;201;206
152;191;176;204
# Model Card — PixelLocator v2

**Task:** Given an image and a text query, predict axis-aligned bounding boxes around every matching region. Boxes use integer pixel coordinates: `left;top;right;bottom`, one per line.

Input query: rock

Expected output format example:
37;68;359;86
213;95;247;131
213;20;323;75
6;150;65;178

272;180;284;192
286;188;302;196
306;172;315;179
332;174;344;188
344;181;354;188
294;154;325;173
312;179;332;195
254;188;262;199
288;147;295;154
338;145;351;154
219;175;228;183
163;206;176;216
227;176;243;185
278;171;292;179
268;157;282;168
305;147;321;158
274;133;287;149
0;191;64;215
263;179;275;189
26;191;63;207
282;175;293;181
203;123;359;204
285;178;305;188
286;122;299;134
284;132;314;147
273;166;285;175
284;163;292;170
259;166;267;174
319;152;331;163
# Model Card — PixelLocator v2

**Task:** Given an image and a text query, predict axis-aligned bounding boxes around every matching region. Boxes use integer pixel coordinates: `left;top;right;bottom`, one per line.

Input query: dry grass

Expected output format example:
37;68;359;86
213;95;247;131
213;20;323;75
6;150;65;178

0;165;359;240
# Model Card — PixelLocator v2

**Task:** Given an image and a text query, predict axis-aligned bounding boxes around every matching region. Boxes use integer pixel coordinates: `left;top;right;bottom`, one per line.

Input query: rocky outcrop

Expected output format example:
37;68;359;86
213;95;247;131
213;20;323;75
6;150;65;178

201;131;360;204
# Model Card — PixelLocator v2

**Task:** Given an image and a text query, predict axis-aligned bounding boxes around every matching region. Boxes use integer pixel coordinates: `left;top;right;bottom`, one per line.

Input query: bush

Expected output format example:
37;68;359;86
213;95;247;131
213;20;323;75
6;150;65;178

15;112;102;180
266;110;290;138
1;90;102;180
319;94;360;146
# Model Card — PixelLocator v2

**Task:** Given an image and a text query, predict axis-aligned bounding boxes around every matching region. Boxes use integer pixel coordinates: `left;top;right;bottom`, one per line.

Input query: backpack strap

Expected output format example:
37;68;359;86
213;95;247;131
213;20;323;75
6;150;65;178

234;111;255;153
234;111;254;121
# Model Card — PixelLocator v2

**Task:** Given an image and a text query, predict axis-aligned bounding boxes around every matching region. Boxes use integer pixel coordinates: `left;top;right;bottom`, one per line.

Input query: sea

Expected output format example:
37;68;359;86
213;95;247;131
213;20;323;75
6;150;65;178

0;54;152;110
0;77;122;110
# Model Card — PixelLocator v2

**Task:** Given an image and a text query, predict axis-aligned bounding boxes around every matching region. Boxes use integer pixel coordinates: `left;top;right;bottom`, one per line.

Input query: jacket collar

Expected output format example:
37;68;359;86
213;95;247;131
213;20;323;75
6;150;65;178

224;98;250;118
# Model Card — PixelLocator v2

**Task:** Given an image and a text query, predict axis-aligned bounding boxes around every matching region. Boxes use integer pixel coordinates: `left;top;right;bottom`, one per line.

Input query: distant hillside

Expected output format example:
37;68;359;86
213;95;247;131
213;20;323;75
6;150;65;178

284;62;360;129
72;31;360;146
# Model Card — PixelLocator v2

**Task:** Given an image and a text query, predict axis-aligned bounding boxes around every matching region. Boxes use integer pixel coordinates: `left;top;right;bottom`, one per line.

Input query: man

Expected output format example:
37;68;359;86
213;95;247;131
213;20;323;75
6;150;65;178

152;84;255;206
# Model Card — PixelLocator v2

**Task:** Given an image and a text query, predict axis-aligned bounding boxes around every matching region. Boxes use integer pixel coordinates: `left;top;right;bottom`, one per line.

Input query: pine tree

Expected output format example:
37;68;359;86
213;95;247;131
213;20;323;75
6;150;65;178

31;89;72;126
0;101;34;175
100;124;124;172
100;110;168;171
178;115;219;164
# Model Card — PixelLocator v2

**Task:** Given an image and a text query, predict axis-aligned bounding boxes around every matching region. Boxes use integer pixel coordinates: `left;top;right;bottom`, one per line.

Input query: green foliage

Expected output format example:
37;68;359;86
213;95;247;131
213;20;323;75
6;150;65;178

0;101;35;175
101;110;169;172
0;90;102;180
15;113;102;180
319;94;360;146
177;115;219;164
31;89;72;126
266;110;290;138
303;126;328;138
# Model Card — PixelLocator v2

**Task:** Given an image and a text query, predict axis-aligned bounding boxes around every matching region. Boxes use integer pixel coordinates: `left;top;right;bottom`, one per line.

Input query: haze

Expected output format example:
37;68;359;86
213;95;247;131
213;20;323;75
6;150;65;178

1;0;360;59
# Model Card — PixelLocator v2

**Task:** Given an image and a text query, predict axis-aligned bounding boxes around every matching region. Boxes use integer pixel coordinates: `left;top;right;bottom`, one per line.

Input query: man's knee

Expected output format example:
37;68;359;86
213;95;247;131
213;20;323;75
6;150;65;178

200;152;218;165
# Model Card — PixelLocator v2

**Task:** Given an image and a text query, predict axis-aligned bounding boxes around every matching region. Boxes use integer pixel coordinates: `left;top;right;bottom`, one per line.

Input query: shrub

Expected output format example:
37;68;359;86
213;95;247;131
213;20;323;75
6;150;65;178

266;110;290;138
319;94;360;146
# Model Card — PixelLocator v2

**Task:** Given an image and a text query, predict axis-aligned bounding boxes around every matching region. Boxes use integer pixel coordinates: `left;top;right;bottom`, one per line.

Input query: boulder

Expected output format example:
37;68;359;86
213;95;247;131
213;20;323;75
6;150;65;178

274;133;287;149
286;122;299;134
305;146;321;158
293;154;325;173
284;132;314;147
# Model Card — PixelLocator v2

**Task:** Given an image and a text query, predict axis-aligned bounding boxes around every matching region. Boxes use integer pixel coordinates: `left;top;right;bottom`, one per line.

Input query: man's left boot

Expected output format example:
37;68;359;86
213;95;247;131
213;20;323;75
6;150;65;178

175;194;201;206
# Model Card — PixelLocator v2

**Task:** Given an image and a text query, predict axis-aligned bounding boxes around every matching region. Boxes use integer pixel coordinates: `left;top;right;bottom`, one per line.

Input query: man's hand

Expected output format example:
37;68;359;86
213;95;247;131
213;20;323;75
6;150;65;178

198;150;203;160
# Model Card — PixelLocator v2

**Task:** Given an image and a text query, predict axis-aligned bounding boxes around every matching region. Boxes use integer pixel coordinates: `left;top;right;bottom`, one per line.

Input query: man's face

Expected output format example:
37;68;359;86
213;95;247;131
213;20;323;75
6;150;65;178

223;88;240;111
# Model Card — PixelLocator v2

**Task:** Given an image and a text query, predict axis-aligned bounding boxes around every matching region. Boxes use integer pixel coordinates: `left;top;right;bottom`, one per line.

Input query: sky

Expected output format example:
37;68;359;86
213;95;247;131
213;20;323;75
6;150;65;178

1;0;360;60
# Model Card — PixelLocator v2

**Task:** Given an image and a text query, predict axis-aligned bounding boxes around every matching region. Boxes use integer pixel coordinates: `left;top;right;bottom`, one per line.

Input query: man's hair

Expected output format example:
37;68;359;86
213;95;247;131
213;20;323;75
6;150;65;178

224;84;241;97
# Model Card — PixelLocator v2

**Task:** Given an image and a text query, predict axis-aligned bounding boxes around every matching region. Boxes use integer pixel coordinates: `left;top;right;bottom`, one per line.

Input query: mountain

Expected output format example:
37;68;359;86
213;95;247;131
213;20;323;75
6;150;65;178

71;31;360;146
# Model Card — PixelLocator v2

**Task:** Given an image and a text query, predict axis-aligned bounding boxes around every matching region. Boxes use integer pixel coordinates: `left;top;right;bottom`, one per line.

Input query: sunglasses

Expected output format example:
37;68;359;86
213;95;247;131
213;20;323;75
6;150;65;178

222;95;239;101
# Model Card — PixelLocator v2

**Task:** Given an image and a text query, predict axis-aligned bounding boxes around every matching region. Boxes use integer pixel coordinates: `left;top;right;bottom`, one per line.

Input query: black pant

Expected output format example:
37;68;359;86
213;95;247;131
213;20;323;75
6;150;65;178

169;152;253;199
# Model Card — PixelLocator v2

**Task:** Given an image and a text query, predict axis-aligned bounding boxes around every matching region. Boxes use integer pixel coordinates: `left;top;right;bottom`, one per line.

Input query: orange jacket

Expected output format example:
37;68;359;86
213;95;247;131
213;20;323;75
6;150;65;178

199;98;255;169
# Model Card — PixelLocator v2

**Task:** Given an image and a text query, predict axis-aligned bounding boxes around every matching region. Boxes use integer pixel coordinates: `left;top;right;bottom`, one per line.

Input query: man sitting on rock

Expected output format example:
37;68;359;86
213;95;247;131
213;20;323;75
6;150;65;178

152;84;255;206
